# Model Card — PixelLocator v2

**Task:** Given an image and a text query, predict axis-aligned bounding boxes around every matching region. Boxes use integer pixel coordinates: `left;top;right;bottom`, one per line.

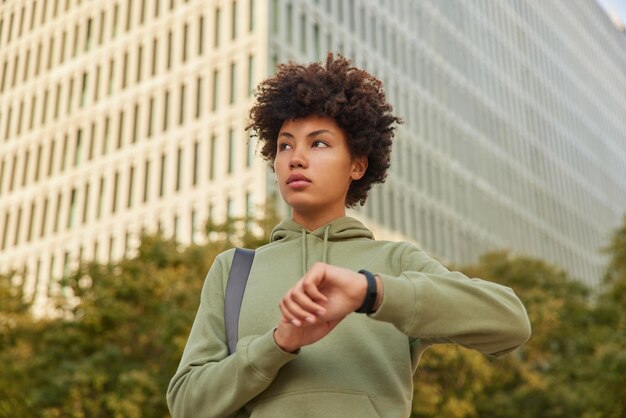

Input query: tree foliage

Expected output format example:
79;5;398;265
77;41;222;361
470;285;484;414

0;213;277;418
412;216;626;418
1;212;624;417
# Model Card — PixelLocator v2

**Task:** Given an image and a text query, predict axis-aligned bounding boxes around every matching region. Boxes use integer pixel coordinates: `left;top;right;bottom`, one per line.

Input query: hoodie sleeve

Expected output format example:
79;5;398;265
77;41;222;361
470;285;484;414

166;253;298;418
369;244;531;357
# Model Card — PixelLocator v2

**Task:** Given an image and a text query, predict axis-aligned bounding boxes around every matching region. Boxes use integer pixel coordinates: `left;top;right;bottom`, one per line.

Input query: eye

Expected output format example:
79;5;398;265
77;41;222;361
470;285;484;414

312;140;329;148
278;142;292;151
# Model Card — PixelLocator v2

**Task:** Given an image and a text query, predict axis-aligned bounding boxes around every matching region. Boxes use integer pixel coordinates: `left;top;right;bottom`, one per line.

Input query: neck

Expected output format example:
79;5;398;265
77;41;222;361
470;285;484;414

291;209;346;231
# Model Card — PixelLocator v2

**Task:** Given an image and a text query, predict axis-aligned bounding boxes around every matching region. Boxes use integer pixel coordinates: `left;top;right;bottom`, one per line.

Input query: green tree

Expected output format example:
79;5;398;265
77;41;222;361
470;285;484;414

0;212;276;418
412;251;591;418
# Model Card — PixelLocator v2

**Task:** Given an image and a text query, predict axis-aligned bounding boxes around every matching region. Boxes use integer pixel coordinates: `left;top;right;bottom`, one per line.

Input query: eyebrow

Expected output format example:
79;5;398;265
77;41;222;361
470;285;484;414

278;129;336;139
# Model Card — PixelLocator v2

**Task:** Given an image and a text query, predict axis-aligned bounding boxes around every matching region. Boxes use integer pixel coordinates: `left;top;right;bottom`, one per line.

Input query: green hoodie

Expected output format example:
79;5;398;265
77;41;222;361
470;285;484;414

167;217;531;418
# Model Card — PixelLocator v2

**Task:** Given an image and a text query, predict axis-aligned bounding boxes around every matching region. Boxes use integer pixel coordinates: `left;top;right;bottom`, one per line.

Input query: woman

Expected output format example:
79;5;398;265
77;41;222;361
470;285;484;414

167;54;531;418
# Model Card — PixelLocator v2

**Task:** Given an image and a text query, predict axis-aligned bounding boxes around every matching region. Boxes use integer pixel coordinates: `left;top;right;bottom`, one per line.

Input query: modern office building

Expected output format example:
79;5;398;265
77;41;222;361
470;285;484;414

1;0;625;310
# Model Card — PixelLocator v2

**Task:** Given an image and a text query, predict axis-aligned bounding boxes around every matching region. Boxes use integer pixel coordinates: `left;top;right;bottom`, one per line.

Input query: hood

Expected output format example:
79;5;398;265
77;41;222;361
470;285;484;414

270;216;374;274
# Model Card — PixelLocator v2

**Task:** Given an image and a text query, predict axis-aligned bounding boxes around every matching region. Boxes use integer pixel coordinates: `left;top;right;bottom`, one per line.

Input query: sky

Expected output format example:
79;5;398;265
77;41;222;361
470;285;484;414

594;0;626;30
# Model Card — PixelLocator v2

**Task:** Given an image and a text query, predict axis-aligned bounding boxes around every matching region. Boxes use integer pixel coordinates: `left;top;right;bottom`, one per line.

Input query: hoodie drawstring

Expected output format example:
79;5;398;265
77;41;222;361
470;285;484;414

300;225;331;274
301;228;307;275
322;225;330;264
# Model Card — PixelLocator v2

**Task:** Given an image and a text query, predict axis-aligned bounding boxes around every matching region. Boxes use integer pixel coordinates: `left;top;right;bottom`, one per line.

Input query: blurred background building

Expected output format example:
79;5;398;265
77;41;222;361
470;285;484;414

1;0;625;309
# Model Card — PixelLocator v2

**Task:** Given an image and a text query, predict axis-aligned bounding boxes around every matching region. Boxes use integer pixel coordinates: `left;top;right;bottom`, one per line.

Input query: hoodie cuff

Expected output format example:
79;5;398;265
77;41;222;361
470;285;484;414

368;274;418;334
240;328;299;381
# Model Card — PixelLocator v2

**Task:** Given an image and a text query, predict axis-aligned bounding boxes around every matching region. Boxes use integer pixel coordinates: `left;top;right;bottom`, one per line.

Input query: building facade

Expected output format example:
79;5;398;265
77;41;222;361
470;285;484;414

1;0;625;310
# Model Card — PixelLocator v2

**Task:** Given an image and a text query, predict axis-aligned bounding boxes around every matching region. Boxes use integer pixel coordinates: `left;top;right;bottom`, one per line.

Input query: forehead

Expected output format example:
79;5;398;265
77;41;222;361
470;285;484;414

278;115;344;135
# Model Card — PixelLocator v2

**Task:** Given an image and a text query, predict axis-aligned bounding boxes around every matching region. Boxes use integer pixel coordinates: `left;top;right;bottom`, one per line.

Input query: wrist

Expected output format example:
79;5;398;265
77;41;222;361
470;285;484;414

356;270;378;314
273;328;300;354
372;275;383;313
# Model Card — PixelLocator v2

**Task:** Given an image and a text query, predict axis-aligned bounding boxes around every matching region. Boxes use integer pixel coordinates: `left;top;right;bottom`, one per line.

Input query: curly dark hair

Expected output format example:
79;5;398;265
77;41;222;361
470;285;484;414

247;53;402;207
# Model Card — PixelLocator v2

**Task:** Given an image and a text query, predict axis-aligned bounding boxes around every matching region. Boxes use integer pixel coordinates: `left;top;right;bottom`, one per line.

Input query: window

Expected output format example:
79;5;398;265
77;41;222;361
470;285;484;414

53;192;62;233
111;171;119;213
195;77;203;118
117;110;125;148
121;52;128;88
29;95;37;130
211;69;219;111
34;145;42;181
47;140;56;176
159;153;166;197
14;207;22;246
151;38;158;75
231;1;238;39
143;159;150;202
249;0;254;32
60;136;68;171
0;61;7;92
190;209;197;243
214;7;221;47
300;13;306;53
1;212;9;250
247;54;255;96
22;150;30;187
209;134;216;180
112;3;119;36
140;0;146;24
7;155;16;192
132;104;139;143
127;166;135;208
23;49;31;83
97;177;104;219
0;159;4;195
137;45;143;82
198;15;205;55
67;188;77;228
182;23;189;62
193;141;199;186
72;24;80;57
246;132;253;167
60;31;67;63
82;183;90;223
228;128;235;174
86;18;93;51
16;101;24;135
229;62;236;104
287;7;296;43
80;72;88;107
35;43;42;75
126;0;133;31
47;37;54;70
163;90;170;131
40;198;48;238
179;84;186;125
4;106;12;141
102;116;111;155
26;202;35;242
176;147;182;191
271;0;279;34
74;129;83;166
147;97;154;137
166;30;172;69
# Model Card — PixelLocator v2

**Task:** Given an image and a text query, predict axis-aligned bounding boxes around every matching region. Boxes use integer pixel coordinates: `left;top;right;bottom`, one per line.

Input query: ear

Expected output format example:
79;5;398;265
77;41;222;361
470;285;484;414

350;156;368;180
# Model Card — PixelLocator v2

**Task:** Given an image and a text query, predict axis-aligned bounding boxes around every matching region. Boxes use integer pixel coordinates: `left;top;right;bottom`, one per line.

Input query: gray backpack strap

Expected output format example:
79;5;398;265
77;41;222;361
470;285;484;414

224;248;255;355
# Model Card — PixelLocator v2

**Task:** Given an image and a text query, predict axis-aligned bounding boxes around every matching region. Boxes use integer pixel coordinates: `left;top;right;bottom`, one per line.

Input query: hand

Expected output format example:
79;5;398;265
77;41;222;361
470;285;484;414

273;316;342;353
279;262;368;326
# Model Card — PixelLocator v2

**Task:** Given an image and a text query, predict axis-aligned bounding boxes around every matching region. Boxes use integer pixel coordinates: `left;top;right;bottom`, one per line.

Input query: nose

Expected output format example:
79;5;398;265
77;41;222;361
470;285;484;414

289;147;307;169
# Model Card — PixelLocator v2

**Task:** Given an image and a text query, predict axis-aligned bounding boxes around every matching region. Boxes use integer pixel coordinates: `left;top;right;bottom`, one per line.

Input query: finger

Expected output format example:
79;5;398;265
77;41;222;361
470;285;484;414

281;292;315;326
278;299;301;327
290;281;326;317
302;279;328;308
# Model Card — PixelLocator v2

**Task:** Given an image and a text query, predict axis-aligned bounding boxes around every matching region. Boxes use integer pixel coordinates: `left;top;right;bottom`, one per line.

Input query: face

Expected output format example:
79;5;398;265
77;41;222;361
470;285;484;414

274;115;367;227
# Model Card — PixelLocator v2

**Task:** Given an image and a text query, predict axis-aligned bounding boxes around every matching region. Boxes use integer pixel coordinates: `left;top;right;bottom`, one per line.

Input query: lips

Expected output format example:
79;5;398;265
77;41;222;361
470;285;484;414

286;174;312;184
